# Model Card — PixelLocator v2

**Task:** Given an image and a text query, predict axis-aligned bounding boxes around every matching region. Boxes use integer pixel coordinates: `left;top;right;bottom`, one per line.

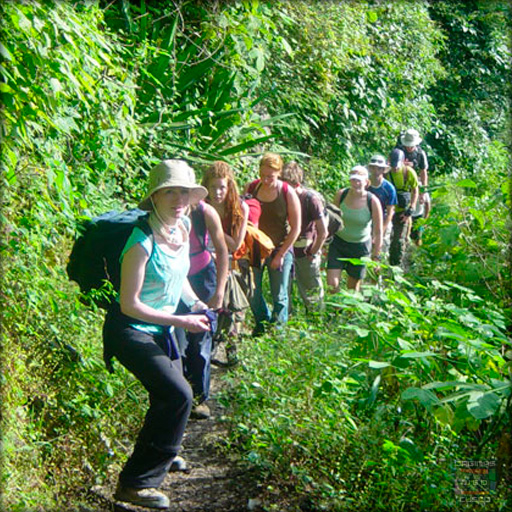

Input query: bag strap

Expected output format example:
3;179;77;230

247;179;261;196
389;167;408;190
248;178;288;200
338;188;349;207
281;180;289;201
190;202;207;255
135;214;155;260
337;188;372;213
366;191;373;214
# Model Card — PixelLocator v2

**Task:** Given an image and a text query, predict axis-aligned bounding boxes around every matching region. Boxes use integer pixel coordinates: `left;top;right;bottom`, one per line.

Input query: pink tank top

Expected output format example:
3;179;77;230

188;202;212;276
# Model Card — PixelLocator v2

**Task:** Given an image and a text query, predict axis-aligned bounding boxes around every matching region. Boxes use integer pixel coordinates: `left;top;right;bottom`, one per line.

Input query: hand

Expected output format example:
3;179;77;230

371;254;382;273
269;252;284;271
401;207;413;219
306;251;320;262
179;314;211;333
191;300;208;313
207;292;223;310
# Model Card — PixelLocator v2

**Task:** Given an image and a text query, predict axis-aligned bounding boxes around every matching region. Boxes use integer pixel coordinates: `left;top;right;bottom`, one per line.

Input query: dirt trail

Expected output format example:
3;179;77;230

89;346;266;512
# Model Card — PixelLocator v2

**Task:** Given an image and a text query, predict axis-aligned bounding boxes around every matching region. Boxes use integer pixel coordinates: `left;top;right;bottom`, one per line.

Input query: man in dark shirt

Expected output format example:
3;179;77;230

282;162;327;312
397;129;430;245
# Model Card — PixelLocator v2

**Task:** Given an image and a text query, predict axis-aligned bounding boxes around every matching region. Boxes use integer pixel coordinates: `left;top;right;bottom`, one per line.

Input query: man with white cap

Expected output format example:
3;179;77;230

398;128;431;244
326;165;383;292
367;155;397;256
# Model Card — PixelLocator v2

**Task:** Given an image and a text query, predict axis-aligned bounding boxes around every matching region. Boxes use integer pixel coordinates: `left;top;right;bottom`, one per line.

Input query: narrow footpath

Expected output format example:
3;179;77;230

88;344;267;512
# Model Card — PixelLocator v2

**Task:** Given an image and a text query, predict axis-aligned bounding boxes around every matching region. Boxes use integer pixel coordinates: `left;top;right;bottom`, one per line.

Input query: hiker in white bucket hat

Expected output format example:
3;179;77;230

138;159;208;210
397;129;431;244
104;158;212;509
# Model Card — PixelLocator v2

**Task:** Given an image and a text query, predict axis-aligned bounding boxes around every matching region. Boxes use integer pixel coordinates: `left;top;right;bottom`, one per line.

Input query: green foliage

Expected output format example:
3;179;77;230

100;0;287;170
255;0;446;185
0;2;146;509
426;0;512;175
411;142;511;304
222;276;511;511
1;0;510;510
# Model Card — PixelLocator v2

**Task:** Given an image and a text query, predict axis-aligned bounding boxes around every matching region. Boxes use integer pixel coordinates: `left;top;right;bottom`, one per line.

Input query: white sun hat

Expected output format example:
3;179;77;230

138;159;208;211
401;128;422;147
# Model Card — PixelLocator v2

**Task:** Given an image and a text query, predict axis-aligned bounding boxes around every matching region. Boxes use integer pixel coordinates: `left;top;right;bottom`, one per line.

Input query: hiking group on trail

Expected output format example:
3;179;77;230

67;128;429;509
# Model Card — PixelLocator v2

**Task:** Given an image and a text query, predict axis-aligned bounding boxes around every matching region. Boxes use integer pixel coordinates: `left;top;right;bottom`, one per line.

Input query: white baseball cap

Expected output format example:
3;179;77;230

369;155;389;168
349;165;369;182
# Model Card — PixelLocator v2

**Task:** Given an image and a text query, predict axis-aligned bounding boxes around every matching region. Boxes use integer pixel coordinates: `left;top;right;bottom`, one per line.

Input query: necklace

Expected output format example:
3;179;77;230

149;213;185;247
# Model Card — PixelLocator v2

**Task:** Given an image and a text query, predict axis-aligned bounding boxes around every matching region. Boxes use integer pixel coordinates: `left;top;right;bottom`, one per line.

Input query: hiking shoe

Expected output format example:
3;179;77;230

114;485;170;509
251;325;265;337
169;455;188;472
190;402;211;419
225;343;239;367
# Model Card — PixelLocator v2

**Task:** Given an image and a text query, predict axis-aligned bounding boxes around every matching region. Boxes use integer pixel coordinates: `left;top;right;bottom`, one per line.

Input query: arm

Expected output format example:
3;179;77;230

223;201;249;253
419;151;429;187
419;168;428;188
333;189;343;207
371;195;383;260
308;216;328;259
383;205;395;234
181;278;208;312
269;185;301;270
119;243;210;333
203;203;229;309
410;185;419;211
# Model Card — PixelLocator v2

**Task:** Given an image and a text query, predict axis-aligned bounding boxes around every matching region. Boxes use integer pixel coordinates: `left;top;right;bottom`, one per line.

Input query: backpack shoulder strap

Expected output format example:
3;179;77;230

281;180;289;200
338;188;349;207
190;201;207;251
247;179;261;196
366;191;373;214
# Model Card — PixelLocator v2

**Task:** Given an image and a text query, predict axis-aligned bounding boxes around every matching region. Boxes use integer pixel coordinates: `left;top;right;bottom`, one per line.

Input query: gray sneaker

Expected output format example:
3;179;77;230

169;455;188;472
114;485;170;509
190;402;211;419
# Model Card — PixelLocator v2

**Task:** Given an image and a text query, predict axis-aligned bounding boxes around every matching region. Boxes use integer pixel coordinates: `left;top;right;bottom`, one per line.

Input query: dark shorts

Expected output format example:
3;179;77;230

327;236;371;280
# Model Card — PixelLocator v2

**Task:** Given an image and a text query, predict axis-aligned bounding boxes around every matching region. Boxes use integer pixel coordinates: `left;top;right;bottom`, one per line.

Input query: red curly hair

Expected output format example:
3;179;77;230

202;161;244;237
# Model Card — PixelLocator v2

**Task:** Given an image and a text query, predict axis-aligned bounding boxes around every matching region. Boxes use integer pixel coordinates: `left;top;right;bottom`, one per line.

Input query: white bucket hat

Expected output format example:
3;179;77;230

401;128;422;147
368;155;389;168
349;165;369;182
138;159;208;211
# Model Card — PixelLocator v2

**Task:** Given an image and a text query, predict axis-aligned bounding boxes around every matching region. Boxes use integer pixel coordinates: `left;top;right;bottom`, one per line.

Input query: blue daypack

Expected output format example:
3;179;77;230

66;209;152;309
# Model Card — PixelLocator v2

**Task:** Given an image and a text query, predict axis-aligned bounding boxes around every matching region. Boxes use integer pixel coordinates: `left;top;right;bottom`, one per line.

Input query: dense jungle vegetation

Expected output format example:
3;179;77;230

1;0;511;511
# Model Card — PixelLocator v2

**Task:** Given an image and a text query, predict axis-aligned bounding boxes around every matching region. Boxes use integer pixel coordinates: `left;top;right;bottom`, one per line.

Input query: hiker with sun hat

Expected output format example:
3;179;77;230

103;159;212;509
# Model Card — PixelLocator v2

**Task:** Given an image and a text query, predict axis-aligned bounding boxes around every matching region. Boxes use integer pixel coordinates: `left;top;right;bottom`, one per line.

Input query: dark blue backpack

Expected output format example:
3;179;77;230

66;209;152;309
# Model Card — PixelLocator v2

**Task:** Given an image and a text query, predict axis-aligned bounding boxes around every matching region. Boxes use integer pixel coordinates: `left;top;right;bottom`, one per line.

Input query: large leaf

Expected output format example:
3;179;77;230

401;387;440;412
467;391;502;420
217;135;275;156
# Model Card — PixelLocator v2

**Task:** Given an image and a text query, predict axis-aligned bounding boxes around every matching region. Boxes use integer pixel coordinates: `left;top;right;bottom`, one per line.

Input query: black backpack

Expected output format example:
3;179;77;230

304;189;343;242
66;209;152;309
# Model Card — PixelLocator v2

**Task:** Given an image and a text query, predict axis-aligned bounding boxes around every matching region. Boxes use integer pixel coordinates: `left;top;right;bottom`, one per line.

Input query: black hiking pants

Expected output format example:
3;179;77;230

103;307;193;489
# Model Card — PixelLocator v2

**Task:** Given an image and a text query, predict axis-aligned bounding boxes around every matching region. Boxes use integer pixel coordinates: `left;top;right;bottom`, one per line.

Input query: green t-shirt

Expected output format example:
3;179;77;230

388;165;418;192
388;165;418;211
